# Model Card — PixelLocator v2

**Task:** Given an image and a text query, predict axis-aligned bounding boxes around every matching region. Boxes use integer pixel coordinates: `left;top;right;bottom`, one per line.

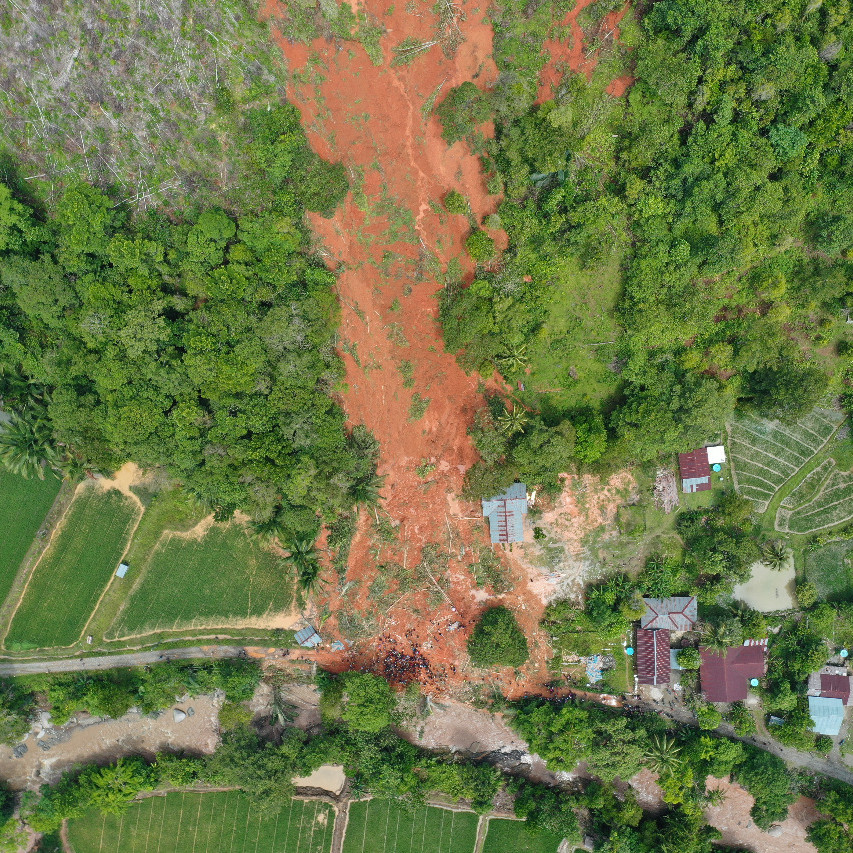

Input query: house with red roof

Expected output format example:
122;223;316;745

636;628;671;685
700;645;767;702
808;666;853;706
679;448;711;493
641;597;698;632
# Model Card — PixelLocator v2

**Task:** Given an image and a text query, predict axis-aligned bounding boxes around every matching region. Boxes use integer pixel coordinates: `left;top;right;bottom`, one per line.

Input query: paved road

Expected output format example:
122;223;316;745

630;697;853;786
0;646;253;676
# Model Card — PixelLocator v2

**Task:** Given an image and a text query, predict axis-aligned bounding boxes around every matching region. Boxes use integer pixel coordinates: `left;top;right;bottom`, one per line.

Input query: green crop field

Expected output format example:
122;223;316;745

482;818;565;853
67;792;333;853
805;540;853;601
4;486;140;649
0;469;60;608
728;408;843;513
109;522;292;638
342;800;479;853
777;464;853;534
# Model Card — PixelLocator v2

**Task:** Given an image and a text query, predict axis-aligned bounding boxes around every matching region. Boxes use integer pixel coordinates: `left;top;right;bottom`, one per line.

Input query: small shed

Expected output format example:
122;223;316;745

116;563;129;578
809;696;845;736
295;625;322;648
482;482;528;543
706;445;726;465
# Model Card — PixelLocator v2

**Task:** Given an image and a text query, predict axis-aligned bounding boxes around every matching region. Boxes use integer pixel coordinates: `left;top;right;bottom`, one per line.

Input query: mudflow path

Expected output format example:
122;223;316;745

262;1;633;697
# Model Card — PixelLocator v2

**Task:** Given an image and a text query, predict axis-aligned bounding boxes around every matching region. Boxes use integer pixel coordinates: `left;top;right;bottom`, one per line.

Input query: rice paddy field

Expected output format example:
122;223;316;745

109;522;292;638
0;469;60;608
4;485;140;649
341;800;479;853
482;818;566;853
67;792;333;853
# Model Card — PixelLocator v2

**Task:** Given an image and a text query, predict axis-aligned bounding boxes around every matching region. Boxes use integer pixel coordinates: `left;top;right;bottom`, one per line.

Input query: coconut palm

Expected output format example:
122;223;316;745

349;472;386;508
704;787;727;807
496;403;527;436
497;342;528;374
643;733;683;776
0;412;60;479
702;619;741;653
761;539;791;571
283;536;323;594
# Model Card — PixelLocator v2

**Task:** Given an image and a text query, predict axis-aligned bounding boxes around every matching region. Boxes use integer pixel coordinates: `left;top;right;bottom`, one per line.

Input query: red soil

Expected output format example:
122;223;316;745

537;0;634;103
261;1;630;699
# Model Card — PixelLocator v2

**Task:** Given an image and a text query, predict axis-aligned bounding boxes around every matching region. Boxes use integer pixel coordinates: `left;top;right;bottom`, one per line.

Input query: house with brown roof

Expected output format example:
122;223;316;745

679;448;711;493
641;597;698;632
636;628;671;685
700;645;767;702
808;666;853;706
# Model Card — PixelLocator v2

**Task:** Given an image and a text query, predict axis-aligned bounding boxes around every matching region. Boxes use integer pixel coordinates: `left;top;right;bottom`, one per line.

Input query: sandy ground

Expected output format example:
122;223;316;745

704;779;820;853
0;695;221;790
293;764;346;795
733;559;796;611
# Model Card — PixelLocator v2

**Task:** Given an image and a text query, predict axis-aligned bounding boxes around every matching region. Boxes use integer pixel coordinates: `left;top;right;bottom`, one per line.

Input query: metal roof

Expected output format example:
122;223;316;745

641;597;698;631
700;645;766;702
482;482;528;543
809;696;845;736
679;448;711;493
636;629;671;685
295;626;322;648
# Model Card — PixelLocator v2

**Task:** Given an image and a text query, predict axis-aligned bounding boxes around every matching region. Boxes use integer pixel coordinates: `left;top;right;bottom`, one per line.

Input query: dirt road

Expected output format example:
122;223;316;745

0;646;253;676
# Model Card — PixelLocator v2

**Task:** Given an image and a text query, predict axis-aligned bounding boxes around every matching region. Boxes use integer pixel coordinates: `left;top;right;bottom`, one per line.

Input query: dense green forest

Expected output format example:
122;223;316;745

441;0;853;492
0;105;376;535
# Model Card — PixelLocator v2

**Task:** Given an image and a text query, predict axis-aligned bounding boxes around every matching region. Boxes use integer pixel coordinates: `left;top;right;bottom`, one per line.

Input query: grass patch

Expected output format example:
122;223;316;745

0;469;61;607
4;486;140;649
408;393;431;421
342;800;478;853
67;791;333;853
518;251;622;412
109;522;292;638
482;818;565;853
805;540;853;601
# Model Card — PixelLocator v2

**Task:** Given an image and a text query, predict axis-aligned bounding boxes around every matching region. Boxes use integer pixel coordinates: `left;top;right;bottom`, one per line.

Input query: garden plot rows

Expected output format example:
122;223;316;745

777;464;853;534
728;408;843;513
67;792;333;853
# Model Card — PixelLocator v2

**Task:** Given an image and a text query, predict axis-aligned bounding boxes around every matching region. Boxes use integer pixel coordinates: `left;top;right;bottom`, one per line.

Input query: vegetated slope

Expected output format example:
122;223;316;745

441;0;853;493
0;106;379;539
0;0;284;209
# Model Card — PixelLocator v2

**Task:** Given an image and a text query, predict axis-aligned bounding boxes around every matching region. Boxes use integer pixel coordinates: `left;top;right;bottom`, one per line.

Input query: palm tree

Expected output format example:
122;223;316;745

704;787;727;807
497;342;528;374
702;619;740;653
761;539;791;571
283;536;323;594
349;472;386;508
496;403;527;436
643;733;683;776
0;412;60;479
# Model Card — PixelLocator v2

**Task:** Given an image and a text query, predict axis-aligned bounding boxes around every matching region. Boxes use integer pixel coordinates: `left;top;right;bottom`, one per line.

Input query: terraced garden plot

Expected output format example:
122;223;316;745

109;522;292;638
0;469;60;608
4;485;140;649
67;791;333;853
728;408;844;512
342;800;479;853
482;818;565;853
777;464;853;533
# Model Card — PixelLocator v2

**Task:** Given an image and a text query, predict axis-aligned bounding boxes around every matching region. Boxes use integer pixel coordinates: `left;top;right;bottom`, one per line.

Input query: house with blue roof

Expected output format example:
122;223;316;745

808;695;846;736
482;482;528;544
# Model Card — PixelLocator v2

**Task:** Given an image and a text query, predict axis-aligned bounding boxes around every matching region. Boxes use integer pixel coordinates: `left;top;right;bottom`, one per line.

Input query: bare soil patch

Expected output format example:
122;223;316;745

0;695;221;790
